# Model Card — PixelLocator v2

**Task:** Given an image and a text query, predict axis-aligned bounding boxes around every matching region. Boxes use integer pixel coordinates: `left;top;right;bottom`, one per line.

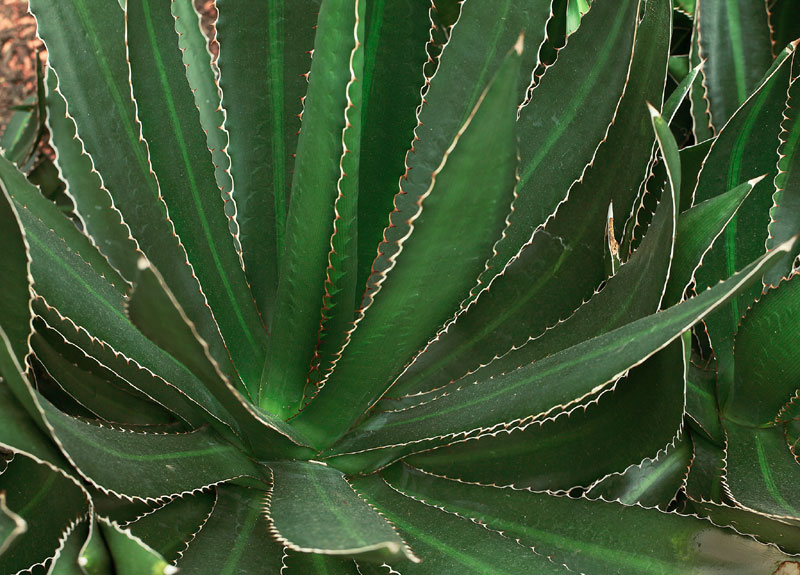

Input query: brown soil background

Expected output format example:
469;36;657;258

0;0;216;132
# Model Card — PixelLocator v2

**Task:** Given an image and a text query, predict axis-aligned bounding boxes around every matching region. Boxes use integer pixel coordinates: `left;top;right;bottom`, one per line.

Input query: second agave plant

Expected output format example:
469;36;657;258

0;0;799;573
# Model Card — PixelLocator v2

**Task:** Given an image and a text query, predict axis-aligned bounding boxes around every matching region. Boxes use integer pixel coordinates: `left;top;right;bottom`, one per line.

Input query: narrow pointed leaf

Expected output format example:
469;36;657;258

292;37;524;445
126;0;268;390
45;69;140;281
127;261;314;458
0;452;89;575
694;45;795;405
47;521;89;575
697;0;774;128
689;17;715;142
267;461;414;562
261;0;366;415
484;0;650;280
176;485;285;574
356;0;448;292
214;0;320;325
328;239;795;457
586;435;692;510
125;491;215;563
352;474;569;575
98;519;174;575
395;339;686;489
390;0;670;399
377;464;796;575
724;423;800;522
306;0;367;395
766;53;800;285
663;64;701;122
726;274;800;425
31;327;174;426
665;178;755;306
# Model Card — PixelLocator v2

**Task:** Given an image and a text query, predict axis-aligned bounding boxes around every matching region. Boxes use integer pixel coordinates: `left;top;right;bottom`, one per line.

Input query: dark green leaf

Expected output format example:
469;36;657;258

693;44;795;407
260;0;366;415
724;423;800;521
697;0;774;128
388;0;670;400
282;551;360;574
327;239;795;458
125;491;215;563
689;17;715;142
0;491;26;556
47;520;89;575
396;339;686;490
177;485;285;575
126;0;268;391
127;260;314;458
0;452;88;575
215;0;320;326
586;434;692;510
765;51;800;285
482;0;650;282
267;460;414;562
292;35;525;446
352;473;569;575
726;274;800;425
98;518;174;575
29;0;254;396
45;69;140;281
374;463;795;575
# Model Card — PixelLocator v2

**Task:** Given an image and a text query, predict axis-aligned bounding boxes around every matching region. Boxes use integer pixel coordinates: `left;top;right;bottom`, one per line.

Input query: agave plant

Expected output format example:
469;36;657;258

0;0;799;572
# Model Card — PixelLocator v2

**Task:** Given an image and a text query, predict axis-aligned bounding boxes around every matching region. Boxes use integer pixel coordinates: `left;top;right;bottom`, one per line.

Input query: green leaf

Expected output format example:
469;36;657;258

680;139;715;212
47;520;89;575
693;44;795;407
684;431;727;504
392;338;686;490
31;324;175;426
98;518;175;575
260;0;366;415
0;158;32;365
685;356;724;443
171;0;236;238
45;69;141;282
388;0;670;400
766;51;800;286
725;274;800;425
586;433;692;510
282;551;360;574
0;491;27;556
292;35;525;446
266;460;415;562
663;63;701;122
724;423;800;522
305;0;368;396
126;0;268;391
373;463;795;575
697;0;774;129
127;260;314;458
482;0;649;284
176;485;285;575
0;452;89;575
77;516;112;575
214;0;320;326
327;238;795;458
39;396;263;500
356;0;446;294
687;499;800;556
125;491;215;563
769;0;800;53
665;178;755;306
689;17;715;143
28;0;252;396
352;474;570;575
